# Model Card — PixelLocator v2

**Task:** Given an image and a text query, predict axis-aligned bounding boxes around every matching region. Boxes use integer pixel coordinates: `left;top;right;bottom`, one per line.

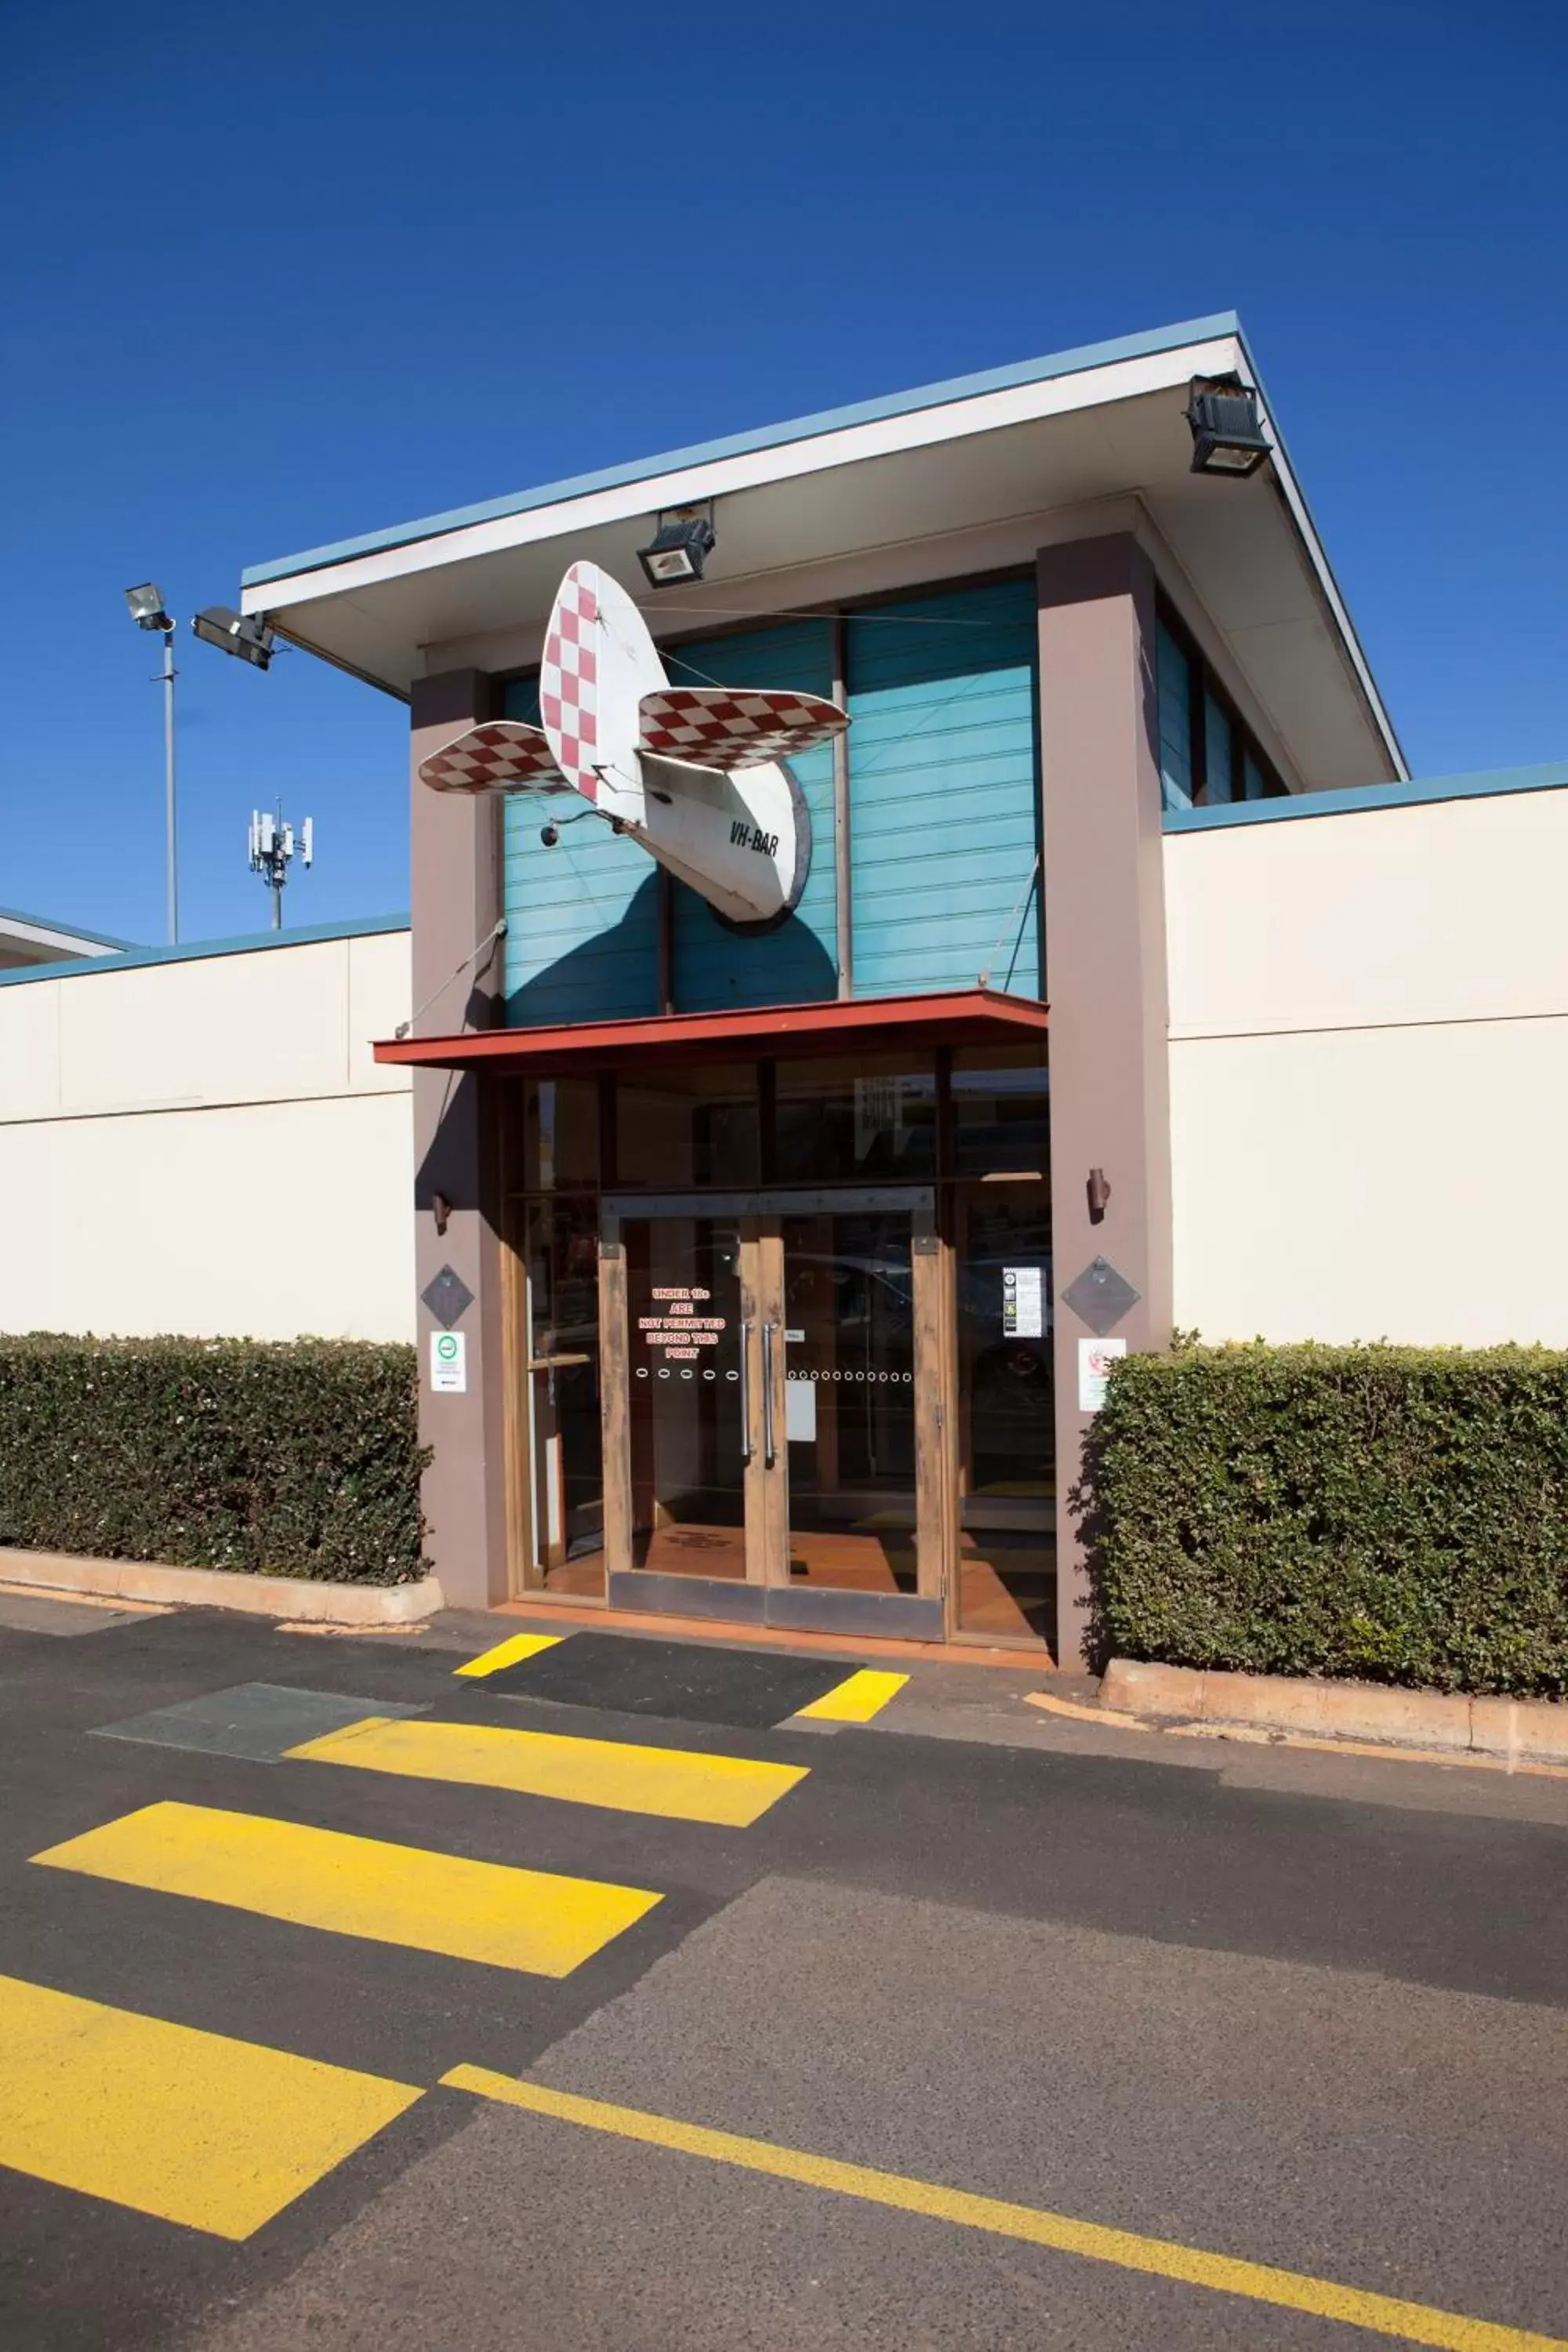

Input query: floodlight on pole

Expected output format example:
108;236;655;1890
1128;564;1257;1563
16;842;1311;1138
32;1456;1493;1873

124;581;179;944
193;605;277;670
125;581;172;632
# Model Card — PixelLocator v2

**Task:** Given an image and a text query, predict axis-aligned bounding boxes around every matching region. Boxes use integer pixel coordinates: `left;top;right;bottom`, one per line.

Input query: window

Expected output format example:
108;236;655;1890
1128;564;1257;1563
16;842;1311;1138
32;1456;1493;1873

1156;595;1287;811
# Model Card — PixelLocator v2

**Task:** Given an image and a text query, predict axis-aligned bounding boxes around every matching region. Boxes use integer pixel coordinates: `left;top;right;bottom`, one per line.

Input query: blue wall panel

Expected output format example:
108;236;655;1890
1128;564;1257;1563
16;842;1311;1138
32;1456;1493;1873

500;674;658;1025
846;580;1040;999
664;619;837;1011
1156;620;1194;811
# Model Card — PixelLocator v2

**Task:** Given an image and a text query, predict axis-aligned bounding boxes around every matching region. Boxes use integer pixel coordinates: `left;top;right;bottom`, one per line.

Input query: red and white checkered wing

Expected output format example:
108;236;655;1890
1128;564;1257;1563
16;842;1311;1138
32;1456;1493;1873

638;688;848;773
417;721;568;796
539;564;604;802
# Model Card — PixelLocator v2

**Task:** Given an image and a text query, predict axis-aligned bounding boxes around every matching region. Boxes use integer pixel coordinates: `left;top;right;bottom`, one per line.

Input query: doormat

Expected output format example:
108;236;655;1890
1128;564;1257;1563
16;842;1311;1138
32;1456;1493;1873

91;1682;430;1762
465;1634;852;1730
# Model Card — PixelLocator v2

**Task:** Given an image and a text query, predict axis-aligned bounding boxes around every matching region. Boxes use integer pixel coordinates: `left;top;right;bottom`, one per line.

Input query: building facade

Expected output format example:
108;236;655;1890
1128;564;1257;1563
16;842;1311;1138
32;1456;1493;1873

0;920;413;1344
229;313;1562;1664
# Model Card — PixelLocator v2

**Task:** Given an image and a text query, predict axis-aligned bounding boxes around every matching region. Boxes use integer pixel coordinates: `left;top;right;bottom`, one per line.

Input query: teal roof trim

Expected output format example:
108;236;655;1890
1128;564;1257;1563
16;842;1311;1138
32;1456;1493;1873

1163;763;1568;833
0;912;409;989
243;314;1241;590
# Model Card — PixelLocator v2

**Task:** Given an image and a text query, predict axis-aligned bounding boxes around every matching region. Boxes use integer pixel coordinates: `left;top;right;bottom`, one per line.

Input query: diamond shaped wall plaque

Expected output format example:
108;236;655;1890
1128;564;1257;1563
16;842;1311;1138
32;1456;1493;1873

421;1264;474;1329
1060;1256;1140;1336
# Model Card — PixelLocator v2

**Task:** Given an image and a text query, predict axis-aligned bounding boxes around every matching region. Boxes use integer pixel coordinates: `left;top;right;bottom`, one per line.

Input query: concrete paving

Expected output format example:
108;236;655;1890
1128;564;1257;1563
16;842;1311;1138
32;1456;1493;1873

1;1602;1565;2351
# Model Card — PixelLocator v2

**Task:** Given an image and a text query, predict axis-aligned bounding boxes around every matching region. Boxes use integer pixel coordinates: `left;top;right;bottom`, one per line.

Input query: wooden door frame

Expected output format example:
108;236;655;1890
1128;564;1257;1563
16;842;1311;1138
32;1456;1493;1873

599;1187;946;1639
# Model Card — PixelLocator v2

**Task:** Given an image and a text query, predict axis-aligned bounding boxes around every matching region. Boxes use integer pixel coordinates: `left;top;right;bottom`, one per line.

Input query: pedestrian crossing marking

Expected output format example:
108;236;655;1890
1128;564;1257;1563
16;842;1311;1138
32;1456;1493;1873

453;1630;565;1679
795;1670;909;1723
285;1715;809;1827
34;1801;662;1977
0;1971;419;2240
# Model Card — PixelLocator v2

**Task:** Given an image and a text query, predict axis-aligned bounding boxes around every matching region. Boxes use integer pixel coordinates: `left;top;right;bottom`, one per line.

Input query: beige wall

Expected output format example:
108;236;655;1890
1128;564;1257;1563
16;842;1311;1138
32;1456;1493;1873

0;930;415;1341
1165;788;1568;1345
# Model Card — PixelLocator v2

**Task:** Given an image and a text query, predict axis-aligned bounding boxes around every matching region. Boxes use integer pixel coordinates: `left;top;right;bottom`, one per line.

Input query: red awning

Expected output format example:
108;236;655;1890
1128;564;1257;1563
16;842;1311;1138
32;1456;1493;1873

373;988;1047;1076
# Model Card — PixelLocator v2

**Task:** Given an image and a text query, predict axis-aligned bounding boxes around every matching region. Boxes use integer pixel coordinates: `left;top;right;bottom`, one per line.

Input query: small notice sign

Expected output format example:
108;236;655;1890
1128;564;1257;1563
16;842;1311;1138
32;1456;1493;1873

1003;1265;1044;1338
1078;1336;1126;1412
430;1329;467;1393
636;1285;728;1363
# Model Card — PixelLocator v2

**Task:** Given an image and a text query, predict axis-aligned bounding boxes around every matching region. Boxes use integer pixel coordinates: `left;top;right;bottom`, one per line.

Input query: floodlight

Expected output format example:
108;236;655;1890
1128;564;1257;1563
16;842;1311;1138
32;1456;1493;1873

1185;376;1271;477
125;582;172;631
192;605;276;670
637;511;716;588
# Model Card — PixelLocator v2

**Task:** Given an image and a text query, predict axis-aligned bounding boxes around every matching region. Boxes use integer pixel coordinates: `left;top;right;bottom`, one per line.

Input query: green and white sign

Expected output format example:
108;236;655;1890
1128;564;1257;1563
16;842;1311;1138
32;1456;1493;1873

430;1329;467;1393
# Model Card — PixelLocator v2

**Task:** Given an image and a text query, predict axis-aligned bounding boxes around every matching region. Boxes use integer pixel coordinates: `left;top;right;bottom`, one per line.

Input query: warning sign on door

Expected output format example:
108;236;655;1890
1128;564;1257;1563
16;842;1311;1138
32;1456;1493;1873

637;1287;729;1362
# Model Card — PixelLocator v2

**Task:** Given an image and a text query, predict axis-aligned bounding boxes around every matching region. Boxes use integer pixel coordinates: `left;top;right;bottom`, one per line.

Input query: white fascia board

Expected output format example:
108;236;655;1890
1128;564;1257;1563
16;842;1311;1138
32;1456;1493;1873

241;337;1242;619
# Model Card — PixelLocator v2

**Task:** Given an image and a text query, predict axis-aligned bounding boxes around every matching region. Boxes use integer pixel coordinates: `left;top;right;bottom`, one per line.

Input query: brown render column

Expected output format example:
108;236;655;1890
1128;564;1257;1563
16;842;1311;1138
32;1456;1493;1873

409;669;509;1612
1036;535;1173;1670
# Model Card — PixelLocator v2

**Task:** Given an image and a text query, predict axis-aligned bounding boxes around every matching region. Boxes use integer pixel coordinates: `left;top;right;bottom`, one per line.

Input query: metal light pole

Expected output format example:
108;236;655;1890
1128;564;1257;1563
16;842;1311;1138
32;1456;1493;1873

125;584;180;944
160;622;178;945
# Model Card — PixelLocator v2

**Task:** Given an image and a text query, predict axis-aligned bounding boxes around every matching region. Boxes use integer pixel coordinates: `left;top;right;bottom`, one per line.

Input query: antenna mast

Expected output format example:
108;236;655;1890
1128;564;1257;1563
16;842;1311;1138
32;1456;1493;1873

248;803;314;930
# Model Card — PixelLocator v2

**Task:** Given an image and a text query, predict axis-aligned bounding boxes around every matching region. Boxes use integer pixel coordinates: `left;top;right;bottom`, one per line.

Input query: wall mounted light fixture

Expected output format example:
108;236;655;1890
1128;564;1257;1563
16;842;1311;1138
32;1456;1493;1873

1184;375;1271;477
432;1191;452;1236
1087;1167;1112;1224
637;505;717;587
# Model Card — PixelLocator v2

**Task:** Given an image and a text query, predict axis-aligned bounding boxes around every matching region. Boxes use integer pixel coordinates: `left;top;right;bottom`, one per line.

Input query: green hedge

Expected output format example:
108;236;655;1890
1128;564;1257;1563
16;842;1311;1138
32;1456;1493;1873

1080;1342;1568;1697
0;1336;426;1585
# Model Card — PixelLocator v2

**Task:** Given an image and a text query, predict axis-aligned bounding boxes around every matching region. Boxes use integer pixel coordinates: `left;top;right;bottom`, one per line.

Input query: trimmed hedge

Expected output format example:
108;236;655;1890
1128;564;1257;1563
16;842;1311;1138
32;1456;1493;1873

1080;1341;1568;1697
0;1336;426;1585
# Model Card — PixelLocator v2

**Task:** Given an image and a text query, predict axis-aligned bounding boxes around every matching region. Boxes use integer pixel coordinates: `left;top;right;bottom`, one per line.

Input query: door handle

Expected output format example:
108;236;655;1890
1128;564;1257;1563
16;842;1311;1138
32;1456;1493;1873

762;1320;778;1468
739;1320;753;1464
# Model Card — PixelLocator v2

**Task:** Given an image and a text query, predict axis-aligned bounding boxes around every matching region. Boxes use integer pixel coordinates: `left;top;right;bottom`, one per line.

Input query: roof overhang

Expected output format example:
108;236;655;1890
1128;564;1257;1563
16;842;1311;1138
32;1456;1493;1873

0;908;136;965
373;987;1049;1077
242;314;1404;791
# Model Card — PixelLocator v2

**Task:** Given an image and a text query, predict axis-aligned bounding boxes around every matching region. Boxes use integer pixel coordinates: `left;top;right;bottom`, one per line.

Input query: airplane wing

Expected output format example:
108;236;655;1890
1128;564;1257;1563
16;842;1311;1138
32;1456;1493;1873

418;721;571;795
638;688;847;773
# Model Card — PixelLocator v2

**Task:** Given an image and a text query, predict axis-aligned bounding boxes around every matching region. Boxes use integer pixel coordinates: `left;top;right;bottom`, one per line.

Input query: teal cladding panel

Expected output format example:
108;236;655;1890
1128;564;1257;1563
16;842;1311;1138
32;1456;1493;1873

664;619;837;1011
1157;621;1193;811
500;675;658;1024
845;581;1040;999
1204;692;1233;805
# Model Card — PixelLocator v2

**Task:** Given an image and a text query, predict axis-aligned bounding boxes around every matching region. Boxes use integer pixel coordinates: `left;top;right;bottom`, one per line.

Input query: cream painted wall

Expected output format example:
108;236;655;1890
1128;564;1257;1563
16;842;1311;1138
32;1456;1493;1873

0;930;415;1341
1165;789;1568;1345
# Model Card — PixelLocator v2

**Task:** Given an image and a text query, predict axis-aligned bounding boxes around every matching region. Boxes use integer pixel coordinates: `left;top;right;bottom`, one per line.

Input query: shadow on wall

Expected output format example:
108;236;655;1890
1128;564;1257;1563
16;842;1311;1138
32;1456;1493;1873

504;869;837;1025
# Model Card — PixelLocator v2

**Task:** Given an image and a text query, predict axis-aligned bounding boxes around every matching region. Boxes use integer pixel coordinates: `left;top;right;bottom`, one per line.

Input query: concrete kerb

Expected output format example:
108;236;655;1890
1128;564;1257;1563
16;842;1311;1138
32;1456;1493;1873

1100;1658;1568;1766
0;1547;445;1627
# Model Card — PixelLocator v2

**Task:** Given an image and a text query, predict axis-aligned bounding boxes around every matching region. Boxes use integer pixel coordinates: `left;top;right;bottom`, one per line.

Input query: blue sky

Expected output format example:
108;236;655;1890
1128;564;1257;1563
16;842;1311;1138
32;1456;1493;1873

2;0;1563;948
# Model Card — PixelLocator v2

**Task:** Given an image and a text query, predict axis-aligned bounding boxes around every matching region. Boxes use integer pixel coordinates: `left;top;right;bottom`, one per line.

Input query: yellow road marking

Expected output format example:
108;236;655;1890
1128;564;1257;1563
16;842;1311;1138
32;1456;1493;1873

442;2068;1565;2352
796;1669;909;1723
0;1972;419;2240
286;1716;808;1827
453;1630;565;1679
34;1802;660;1977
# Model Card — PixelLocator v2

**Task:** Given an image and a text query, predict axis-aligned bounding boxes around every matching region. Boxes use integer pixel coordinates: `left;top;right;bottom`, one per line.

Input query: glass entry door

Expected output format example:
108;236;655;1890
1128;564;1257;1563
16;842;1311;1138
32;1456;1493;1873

601;1191;944;1637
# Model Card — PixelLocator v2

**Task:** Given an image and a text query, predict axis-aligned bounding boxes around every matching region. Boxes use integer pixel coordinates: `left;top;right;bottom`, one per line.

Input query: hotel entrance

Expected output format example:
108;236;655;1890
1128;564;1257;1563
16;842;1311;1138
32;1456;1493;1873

502;1025;1054;1650
601;1191;943;1638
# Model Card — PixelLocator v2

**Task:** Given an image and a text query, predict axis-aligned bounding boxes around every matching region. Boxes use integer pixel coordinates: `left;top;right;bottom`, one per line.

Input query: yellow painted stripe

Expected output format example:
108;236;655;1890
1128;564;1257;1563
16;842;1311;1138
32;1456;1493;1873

453;1630;565;1679
442;2069;1566;2352
0;1972;419;2240
34;1802;660;1978
796;1669;909;1723
286;1716;808;1828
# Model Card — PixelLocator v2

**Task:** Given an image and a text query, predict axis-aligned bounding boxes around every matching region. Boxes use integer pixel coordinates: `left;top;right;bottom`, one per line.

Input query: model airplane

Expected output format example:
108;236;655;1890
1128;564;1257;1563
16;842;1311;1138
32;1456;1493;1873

418;561;846;925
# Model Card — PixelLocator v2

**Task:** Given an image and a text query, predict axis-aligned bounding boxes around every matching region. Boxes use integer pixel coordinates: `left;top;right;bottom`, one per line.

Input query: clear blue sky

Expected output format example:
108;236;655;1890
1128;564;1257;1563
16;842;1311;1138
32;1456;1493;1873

2;0;1563;947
